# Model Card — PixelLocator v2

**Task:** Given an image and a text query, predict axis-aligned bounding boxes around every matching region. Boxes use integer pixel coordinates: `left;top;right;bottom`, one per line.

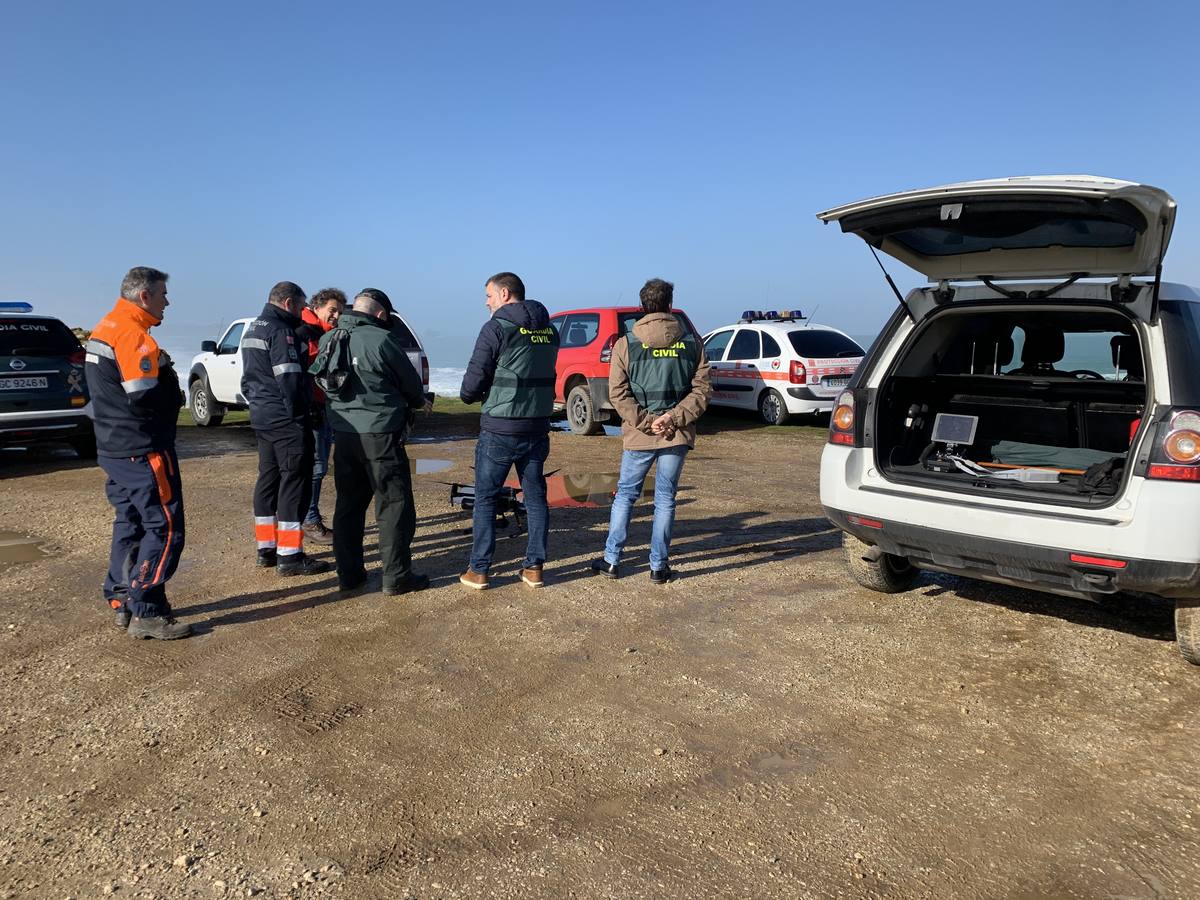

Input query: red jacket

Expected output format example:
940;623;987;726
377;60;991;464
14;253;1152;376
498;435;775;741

297;307;333;405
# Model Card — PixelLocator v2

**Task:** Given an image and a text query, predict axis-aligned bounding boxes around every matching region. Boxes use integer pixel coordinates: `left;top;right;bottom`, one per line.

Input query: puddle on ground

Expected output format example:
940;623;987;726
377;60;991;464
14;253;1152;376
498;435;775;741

0;531;50;572
500;472;656;508
550;420;623;437
411;458;453;475
408;434;475;444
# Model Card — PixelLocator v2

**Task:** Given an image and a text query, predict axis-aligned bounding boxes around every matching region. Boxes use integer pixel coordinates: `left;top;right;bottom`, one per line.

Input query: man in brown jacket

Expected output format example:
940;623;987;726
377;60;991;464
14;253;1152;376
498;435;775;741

591;278;711;583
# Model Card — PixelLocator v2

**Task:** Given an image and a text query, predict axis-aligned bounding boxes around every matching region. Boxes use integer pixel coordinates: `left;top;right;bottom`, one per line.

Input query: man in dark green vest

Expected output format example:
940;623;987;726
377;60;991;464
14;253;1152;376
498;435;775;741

319;289;430;595
460;272;560;589
591;278;711;583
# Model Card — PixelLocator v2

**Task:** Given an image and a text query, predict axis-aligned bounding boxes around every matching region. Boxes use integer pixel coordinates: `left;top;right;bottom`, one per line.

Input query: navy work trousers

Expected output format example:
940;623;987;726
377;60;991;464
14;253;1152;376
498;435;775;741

99;447;185;619
253;423;314;557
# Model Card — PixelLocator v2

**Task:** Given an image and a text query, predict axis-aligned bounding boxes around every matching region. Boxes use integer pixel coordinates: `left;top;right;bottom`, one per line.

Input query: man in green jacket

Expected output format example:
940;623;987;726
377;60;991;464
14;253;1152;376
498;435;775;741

318;289;430;595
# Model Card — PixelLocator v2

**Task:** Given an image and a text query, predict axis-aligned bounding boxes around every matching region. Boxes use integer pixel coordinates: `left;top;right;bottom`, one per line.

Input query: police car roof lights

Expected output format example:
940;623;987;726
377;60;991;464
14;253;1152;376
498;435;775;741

0;301;34;314
738;308;805;323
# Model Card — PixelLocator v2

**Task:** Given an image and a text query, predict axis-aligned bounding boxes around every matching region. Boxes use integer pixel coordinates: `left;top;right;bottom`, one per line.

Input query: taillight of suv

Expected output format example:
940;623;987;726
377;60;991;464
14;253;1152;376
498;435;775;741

599;334;618;363
1147;408;1200;481
829;390;859;446
421;355;429;389
789;360;807;384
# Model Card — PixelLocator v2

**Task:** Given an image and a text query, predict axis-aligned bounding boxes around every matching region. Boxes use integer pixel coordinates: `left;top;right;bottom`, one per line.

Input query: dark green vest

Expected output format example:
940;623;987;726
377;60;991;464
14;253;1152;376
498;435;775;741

482;318;560;418
626;331;700;412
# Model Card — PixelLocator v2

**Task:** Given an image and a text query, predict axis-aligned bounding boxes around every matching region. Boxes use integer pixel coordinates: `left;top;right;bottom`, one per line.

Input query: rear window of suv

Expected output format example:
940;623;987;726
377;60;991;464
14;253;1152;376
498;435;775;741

0;318;80;356
788;330;864;358
389;316;420;350
618;312;698;338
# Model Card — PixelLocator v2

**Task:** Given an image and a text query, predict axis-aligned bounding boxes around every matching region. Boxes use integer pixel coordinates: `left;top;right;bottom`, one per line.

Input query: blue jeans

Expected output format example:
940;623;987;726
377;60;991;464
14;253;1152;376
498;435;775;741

604;446;688;570
470;430;549;573
306;416;334;525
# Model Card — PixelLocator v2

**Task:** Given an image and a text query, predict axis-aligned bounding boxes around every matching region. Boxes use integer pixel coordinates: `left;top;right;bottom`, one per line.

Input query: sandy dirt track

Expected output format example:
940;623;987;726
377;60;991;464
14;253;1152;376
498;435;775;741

1;410;1198;899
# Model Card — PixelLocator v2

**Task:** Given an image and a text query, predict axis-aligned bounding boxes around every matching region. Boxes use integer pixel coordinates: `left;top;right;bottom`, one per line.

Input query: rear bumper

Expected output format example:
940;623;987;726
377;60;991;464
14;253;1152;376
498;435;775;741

825;506;1200;600
0;411;93;445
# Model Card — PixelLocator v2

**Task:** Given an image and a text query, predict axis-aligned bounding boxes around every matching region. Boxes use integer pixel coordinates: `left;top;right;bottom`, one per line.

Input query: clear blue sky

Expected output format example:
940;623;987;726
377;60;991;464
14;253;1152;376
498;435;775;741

3;0;1199;364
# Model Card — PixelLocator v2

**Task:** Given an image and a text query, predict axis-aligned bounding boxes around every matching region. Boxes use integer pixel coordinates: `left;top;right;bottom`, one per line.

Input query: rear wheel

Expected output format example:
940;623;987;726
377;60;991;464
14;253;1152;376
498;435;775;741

1175;600;1200;665
843;532;918;593
567;383;602;435
189;379;225;427
759;389;791;426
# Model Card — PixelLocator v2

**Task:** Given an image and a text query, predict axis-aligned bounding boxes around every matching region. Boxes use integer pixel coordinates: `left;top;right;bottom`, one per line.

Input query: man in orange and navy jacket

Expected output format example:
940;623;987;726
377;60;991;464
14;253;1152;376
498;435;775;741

85;266;191;641
241;281;332;577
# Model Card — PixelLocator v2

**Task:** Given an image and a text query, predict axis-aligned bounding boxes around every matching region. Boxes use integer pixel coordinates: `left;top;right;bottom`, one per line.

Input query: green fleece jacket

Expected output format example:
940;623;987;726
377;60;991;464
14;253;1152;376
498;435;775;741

319;311;426;434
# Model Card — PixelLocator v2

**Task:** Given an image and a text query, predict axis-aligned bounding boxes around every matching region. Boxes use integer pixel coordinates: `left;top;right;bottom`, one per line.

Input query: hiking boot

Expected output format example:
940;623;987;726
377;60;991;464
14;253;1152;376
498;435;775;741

590;559;620;579
650;566;675;585
109;599;130;630
302;517;334;545
338;570;368;592
383;572;430;596
256;549;277;568
459;569;489;590
128;615;192;641
520;565;544;588
277;553;333;577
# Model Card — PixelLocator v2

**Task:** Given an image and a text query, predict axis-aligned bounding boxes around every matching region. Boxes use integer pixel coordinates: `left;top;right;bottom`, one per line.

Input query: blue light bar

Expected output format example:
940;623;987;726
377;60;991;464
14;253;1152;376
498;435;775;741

0;301;33;313
778;309;802;320
764;310;778;319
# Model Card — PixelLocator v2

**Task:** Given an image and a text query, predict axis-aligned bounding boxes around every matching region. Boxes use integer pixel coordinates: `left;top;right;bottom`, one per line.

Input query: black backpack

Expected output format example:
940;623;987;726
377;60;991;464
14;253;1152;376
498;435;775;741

308;328;353;400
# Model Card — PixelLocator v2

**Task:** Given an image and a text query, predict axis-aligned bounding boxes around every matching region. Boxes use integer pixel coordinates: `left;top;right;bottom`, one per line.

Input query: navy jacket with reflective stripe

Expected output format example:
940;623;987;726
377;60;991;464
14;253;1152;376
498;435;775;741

240;303;309;431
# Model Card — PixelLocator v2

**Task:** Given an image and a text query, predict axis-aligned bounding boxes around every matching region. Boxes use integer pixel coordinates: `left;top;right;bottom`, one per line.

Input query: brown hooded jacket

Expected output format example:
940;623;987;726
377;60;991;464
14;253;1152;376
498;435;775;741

608;312;711;450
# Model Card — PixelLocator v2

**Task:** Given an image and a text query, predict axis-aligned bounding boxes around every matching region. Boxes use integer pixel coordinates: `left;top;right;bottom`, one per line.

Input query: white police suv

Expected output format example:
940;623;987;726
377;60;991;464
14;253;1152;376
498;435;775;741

817;175;1200;665
703;311;864;425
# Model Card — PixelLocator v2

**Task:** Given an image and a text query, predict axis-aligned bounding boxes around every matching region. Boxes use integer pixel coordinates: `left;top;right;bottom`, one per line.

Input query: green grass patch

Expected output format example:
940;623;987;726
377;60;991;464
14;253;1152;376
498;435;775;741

177;407;250;427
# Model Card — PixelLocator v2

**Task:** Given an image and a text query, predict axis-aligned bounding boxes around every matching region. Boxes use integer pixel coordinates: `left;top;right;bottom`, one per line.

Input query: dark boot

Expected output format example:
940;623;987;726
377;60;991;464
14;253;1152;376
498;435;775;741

650;566;675;584
591;559;620;579
278;553;333;577
128;615;192;640
383;572;430;595
109;599;131;630
302;517;334;545
256;549;277;568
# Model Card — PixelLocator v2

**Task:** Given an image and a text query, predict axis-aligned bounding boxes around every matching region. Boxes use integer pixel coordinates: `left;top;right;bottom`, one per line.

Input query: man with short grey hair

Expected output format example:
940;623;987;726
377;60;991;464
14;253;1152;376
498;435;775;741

318;288;430;594
242;281;332;576
86;266;191;639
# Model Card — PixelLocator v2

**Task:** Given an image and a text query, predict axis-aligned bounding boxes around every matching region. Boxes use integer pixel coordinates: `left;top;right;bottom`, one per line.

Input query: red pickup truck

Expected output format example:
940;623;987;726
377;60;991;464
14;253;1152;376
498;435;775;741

548;306;700;434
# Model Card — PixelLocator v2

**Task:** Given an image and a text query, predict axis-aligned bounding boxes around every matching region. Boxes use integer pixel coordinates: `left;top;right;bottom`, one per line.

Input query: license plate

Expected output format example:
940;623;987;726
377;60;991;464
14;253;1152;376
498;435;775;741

0;376;48;390
824;376;850;388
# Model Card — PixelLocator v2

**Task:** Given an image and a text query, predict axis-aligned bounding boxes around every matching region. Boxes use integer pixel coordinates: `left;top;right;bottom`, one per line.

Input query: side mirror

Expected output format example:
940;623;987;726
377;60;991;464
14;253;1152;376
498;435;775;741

201;340;217;353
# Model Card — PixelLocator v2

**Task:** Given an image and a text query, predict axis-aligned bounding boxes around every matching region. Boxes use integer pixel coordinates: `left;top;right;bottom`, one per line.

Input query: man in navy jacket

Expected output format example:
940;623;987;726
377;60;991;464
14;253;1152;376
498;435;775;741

241;281;332;577
459;272;559;590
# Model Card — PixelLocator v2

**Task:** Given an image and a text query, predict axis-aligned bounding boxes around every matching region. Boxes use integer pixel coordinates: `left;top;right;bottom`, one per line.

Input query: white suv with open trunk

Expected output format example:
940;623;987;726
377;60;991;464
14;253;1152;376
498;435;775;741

817;175;1200;665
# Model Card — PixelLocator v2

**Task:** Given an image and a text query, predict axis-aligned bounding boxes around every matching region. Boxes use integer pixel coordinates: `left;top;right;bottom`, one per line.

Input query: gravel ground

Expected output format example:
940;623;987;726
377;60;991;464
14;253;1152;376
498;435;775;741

1;412;1198;899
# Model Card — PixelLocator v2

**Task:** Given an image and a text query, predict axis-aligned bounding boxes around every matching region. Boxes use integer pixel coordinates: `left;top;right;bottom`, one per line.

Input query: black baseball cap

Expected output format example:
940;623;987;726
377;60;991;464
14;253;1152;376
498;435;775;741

356;288;393;315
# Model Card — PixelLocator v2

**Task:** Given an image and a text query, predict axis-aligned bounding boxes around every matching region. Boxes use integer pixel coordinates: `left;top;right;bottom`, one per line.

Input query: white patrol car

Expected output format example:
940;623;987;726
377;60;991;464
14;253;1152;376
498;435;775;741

187;312;431;426
702;311;865;425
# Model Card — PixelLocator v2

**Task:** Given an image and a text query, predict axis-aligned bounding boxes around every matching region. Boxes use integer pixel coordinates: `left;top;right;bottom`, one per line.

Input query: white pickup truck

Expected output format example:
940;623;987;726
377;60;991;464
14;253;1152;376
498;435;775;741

187;313;430;426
